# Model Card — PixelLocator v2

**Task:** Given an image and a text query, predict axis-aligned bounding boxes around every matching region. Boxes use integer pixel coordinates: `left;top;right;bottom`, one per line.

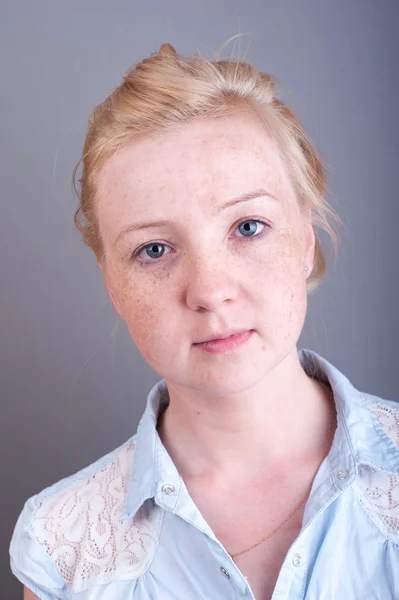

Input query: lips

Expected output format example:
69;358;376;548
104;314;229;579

194;329;251;344
193;329;254;354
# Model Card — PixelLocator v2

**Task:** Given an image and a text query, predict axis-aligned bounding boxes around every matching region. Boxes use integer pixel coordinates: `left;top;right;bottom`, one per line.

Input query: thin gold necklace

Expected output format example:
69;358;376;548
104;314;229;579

229;388;336;561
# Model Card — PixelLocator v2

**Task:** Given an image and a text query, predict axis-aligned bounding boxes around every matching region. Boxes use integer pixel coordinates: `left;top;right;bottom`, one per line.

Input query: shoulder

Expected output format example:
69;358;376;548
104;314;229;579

362;392;399;447
352;392;399;544
10;435;163;596
34;434;138;507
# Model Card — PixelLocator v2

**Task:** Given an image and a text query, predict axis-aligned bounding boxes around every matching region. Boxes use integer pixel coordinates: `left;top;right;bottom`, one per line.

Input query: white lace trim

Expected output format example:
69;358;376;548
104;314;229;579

32;440;163;593
370;403;399;447
356;403;399;543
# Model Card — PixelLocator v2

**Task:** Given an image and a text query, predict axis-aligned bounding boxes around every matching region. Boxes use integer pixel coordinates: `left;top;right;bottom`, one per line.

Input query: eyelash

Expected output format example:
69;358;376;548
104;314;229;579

131;218;271;265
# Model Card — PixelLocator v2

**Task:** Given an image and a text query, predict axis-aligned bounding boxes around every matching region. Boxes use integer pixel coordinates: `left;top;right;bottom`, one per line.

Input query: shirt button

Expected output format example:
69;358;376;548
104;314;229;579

161;484;175;495
336;469;349;480
292;553;302;567
220;566;231;579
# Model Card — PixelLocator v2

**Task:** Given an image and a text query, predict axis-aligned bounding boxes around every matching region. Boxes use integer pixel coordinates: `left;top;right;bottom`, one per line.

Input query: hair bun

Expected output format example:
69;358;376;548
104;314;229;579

158;43;178;57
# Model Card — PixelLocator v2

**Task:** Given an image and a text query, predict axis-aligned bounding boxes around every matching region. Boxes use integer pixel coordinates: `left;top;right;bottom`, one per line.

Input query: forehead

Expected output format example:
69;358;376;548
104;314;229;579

98;113;292;198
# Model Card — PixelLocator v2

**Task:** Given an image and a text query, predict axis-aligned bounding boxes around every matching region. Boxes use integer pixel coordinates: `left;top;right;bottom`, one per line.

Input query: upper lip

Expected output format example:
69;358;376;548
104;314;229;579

194;328;251;344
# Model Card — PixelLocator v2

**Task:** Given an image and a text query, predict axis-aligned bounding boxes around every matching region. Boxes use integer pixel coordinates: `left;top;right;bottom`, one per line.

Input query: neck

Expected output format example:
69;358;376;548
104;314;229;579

157;348;336;486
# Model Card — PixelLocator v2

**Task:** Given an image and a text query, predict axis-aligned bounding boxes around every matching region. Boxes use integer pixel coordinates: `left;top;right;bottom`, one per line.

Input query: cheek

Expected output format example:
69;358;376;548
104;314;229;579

253;232;307;325
117;272;172;364
256;228;305;285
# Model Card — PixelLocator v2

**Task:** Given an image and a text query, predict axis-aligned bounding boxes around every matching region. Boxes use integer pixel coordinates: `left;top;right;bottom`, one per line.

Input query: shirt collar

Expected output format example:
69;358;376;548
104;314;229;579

299;349;399;477
119;378;171;521
120;348;399;521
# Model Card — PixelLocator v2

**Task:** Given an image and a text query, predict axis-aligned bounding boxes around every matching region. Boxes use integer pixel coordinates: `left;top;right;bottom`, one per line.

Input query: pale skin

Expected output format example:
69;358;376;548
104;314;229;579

24;111;336;600
96;111;333;478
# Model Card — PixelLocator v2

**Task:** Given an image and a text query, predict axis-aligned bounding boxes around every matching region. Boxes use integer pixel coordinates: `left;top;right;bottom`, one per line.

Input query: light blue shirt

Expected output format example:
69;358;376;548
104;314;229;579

9;349;399;599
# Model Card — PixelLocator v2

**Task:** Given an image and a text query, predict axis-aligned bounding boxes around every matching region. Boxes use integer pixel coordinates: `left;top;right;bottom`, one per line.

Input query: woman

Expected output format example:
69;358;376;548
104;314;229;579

10;44;399;600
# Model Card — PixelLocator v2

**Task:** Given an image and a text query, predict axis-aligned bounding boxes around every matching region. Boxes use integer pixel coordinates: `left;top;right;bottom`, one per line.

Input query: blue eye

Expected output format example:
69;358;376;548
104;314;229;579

237;220;263;237
132;242;171;264
133;218;269;265
143;243;165;259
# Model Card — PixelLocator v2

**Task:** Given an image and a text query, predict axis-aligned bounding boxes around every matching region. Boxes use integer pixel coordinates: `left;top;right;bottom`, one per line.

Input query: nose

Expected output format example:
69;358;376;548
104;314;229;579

185;251;239;312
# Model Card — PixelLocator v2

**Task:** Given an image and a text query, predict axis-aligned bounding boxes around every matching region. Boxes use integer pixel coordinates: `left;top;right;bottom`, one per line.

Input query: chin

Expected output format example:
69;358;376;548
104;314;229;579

180;352;274;396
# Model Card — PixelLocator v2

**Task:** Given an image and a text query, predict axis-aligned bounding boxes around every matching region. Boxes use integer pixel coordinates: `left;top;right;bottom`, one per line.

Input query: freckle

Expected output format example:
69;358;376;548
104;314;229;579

261;345;266;351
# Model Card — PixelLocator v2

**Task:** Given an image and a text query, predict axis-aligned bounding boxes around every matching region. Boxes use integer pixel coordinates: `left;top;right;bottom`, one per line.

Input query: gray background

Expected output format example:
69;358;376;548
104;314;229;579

1;0;398;597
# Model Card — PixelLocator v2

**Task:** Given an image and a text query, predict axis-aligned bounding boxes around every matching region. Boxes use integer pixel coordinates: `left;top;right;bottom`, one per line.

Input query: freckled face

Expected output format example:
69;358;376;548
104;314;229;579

95;113;315;395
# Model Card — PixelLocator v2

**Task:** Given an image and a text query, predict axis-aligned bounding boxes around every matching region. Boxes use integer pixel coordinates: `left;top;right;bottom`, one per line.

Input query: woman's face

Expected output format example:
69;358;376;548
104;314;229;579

96;112;315;395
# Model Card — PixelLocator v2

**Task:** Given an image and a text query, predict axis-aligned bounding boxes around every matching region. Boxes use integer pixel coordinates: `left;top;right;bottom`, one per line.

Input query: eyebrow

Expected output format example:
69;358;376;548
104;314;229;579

114;188;278;244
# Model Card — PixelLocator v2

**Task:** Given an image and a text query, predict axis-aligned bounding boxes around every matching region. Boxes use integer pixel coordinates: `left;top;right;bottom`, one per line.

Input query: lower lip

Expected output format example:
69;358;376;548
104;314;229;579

194;330;254;354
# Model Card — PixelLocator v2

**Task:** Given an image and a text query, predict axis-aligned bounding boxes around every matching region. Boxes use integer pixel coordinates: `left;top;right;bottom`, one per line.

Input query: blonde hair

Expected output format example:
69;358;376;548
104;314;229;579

74;42;339;292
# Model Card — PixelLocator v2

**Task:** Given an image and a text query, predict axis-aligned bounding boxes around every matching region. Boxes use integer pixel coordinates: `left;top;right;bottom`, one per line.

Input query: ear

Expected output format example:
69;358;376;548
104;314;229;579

304;223;316;277
97;259;124;319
